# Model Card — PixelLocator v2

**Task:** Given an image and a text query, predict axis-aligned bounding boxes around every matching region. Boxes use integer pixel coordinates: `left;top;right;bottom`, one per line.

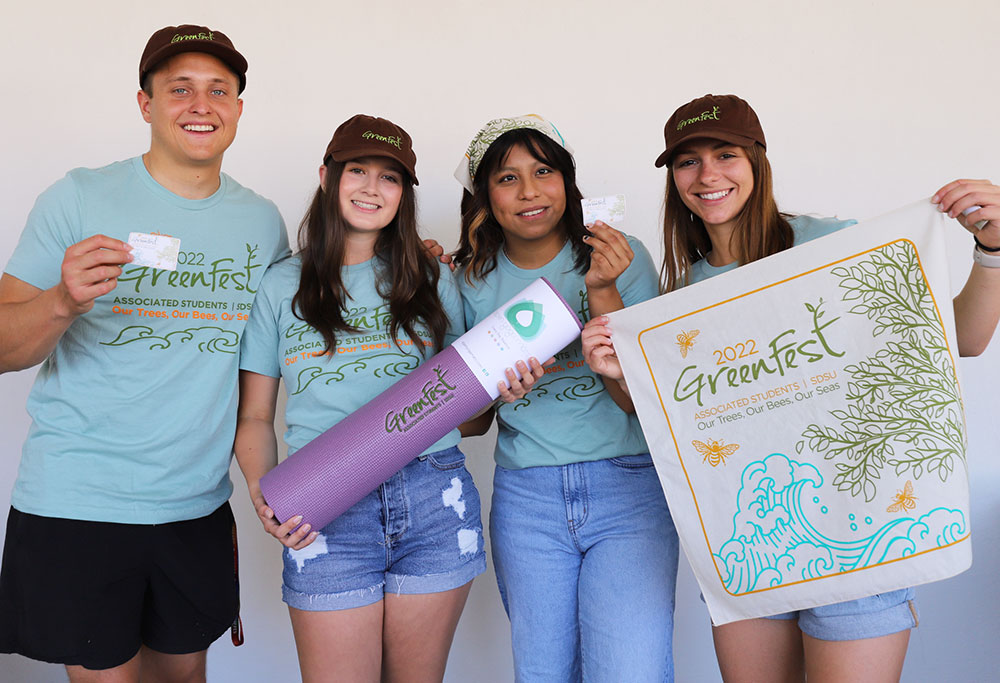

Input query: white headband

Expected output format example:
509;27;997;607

454;114;573;193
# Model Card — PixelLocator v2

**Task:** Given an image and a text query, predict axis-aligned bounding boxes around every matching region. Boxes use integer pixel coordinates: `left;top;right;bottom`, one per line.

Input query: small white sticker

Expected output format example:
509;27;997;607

128;232;181;271
581;194;626;225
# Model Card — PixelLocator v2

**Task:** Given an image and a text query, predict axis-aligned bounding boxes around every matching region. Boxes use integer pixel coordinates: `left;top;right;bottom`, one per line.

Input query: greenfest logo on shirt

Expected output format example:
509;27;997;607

505;300;545;341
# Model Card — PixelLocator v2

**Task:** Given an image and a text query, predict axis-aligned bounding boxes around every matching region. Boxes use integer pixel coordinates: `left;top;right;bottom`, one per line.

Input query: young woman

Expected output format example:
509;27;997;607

453;115;680;682
582;94;1000;683
234;114;541;682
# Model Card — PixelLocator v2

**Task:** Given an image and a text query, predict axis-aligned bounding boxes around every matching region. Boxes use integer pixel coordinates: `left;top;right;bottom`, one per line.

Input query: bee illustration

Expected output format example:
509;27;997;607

886;480;917;513
691;438;740;467
676;329;700;358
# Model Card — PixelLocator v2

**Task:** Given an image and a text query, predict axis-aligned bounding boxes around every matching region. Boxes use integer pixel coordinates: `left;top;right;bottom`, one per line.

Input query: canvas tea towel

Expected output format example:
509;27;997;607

608;200;970;624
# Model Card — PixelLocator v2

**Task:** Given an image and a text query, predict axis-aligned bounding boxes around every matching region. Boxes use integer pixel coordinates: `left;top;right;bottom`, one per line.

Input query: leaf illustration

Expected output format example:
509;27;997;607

798;241;966;501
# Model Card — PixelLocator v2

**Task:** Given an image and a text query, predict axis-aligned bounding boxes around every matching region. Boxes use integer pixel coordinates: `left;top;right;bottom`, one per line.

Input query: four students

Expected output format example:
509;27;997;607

1;25;999;683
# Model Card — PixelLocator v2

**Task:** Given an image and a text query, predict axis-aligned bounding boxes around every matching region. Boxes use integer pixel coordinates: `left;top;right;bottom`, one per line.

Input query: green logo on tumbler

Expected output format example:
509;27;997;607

505;300;544;340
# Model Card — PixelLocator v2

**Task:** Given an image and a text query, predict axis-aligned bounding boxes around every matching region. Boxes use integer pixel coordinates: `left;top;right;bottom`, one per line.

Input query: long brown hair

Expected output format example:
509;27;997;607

660;144;793;292
453;128;589;283
292;160;449;355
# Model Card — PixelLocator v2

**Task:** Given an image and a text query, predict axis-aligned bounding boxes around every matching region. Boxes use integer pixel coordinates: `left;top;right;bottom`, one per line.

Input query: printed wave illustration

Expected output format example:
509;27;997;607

510;374;602;410
100;325;239;353
292;352;421;395
714;453;966;595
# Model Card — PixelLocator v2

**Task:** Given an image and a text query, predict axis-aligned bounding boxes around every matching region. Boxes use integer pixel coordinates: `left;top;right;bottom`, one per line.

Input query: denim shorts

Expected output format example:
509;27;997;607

764;587;919;641
281;446;486;611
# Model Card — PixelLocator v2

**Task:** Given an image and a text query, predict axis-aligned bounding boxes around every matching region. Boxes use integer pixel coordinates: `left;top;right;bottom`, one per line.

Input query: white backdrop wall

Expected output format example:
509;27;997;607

2;1;998;681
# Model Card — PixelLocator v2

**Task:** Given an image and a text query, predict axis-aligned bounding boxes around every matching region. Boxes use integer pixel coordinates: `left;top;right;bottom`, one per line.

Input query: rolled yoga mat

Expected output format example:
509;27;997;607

260;277;584;530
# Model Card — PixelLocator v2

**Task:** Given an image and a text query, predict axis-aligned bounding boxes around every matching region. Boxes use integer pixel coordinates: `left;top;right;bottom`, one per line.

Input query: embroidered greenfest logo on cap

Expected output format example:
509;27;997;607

171;31;216;43
362;130;403;150
676;105;721;131
505;301;545;341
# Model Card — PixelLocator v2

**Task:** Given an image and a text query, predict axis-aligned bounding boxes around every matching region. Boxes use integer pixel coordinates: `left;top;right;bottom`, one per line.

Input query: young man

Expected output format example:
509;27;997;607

0;25;289;682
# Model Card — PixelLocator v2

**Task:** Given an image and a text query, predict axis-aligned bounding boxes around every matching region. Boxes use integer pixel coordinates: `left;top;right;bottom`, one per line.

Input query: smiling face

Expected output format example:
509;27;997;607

138;52;242;173
486;143;568;261
329;157;405;236
671;139;754;234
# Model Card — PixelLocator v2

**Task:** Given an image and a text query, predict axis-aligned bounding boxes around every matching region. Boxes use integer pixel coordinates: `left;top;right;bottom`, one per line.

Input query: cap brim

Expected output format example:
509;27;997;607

329;147;419;185
654;131;760;168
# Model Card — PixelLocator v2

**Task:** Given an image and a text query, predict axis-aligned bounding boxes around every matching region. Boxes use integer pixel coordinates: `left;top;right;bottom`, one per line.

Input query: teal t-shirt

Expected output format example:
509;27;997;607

4;157;290;523
458;237;659;469
240;256;465;456
688;215;856;284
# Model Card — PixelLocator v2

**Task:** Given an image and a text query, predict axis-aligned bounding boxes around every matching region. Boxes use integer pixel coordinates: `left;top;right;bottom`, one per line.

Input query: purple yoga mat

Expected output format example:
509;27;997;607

260;277;583;530
260;346;490;529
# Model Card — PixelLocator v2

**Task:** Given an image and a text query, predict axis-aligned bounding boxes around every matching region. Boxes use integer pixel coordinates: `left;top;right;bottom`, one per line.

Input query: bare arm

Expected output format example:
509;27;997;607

234;370;317;549
0;235;132;373
933;180;1000;356
953;262;1000;356
459;406;496;437
584;222;637;412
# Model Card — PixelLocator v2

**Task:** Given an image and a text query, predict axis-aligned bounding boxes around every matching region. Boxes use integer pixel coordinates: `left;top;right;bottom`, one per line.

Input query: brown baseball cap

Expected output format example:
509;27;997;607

654;94;766;167
140;24;248;93
324;115;419;185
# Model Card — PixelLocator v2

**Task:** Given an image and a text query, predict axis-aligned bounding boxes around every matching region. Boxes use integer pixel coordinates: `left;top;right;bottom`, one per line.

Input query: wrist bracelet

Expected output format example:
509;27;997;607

973;244;1000;268
973;235;1000;253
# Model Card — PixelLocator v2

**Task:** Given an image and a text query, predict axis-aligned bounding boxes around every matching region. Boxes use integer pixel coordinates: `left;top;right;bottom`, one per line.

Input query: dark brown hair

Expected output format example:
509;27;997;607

292;160;448;355
660;144;793;292
453;128;589;282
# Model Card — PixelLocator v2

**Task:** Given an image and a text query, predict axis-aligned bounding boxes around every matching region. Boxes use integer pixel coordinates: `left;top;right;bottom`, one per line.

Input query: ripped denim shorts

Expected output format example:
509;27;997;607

281;446;486;611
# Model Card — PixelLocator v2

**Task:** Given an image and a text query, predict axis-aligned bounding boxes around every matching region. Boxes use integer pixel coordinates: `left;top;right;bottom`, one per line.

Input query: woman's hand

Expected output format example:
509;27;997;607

249;481;319;550
933;179;1000;249
584;221;634;292
423;238;456;271
582;316;624;381
497;357;549;403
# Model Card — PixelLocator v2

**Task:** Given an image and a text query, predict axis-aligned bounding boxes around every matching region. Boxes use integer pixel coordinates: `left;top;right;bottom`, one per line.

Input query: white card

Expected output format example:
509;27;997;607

128;232;180;271
581;194;626;225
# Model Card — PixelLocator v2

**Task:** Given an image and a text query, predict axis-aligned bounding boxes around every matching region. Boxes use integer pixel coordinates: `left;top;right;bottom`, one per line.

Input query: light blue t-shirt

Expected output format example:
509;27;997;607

458;237;659;469
4;157;290;523
688;215;856;285
240;256;465;456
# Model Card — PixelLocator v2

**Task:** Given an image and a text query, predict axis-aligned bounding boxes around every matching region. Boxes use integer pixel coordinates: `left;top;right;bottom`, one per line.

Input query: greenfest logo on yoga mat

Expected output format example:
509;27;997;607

383;365;458;435
505;300;545;341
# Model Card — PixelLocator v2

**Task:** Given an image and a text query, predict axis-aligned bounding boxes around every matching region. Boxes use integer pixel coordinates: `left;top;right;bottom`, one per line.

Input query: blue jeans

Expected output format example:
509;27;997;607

490;455;679;682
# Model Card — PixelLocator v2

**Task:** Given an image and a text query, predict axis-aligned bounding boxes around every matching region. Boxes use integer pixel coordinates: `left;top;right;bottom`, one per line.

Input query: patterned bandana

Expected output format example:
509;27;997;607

454;114;573;193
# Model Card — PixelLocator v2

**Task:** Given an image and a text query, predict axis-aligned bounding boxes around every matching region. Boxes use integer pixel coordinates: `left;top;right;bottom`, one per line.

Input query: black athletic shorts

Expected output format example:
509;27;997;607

0;503;240;670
